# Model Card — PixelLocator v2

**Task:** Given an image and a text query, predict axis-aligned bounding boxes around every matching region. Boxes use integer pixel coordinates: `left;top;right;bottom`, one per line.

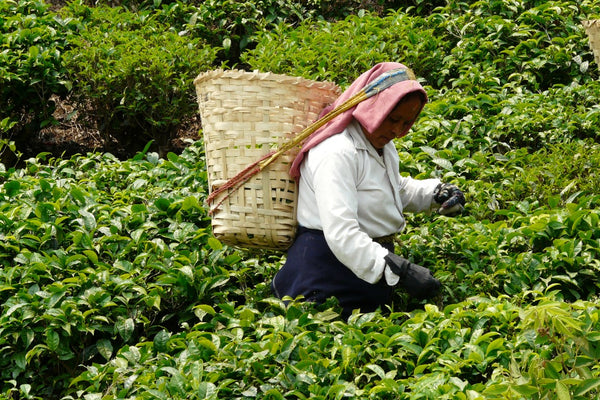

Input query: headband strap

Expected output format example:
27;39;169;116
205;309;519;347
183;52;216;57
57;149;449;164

363;68;416;97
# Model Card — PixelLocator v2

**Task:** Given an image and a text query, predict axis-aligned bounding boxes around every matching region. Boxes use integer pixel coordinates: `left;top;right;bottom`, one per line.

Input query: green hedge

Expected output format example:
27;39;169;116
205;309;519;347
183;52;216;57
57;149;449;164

0;0;77;136
62;5;218;156
0;0;408;162
243;1;599;91
2;142;599;399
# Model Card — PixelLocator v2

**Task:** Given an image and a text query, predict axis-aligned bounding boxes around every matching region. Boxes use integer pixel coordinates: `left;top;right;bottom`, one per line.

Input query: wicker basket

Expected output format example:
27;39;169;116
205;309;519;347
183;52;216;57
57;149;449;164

583;20;600;70
194;69;341;250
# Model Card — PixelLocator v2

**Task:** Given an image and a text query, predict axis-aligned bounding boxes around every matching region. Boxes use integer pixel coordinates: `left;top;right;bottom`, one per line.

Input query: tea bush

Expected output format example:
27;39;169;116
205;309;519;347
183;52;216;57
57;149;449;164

0;145;265;397
0;118;19;166
2;140;599;398
102;0;398;66
0;0;77;139
62;5;218;156
242;10;449;87
243;0;599;90
430;0;596;92
60;295;600;399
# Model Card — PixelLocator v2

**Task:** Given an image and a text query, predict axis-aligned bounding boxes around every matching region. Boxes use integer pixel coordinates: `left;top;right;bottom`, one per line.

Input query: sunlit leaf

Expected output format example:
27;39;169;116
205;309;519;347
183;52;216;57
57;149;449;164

96;339;113;361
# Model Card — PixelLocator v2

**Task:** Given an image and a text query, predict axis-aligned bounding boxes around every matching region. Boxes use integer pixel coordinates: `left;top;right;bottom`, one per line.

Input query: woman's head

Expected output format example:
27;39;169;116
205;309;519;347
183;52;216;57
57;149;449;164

290;62;428;178
362;90;426;150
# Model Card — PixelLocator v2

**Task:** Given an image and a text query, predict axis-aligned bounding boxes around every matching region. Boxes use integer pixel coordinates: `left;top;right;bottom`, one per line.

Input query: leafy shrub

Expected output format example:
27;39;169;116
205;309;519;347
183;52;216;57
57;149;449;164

169;0;315;63
111;0;377;67
2;140;599;400
64;296;600;399
431;0;598;92
401;197;600;303
242;10;449;87
244;0;598;91
0;118;20;167
62;5;219;156
89;0;409;61
0;144;276;398
404;80;600;164
0;0;77;141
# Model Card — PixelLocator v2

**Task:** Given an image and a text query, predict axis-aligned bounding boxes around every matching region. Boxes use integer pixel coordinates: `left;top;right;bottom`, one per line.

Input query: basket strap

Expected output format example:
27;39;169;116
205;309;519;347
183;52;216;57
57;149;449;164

207;67;416;213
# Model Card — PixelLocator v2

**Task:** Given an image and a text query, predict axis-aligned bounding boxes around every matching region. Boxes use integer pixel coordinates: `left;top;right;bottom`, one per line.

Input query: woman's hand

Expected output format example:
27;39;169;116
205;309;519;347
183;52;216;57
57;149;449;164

433;183;465;216
384;252;441;299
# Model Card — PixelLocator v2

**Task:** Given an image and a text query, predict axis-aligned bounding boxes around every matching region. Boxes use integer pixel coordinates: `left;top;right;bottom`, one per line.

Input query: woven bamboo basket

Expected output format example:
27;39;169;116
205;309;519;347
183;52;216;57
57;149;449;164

194;69;341;250
583;20;600;70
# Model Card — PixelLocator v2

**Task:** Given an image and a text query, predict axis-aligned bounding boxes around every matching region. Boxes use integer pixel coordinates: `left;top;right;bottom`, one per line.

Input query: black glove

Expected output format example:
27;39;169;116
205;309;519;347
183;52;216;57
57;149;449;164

433;183;465;217
384;252;441;299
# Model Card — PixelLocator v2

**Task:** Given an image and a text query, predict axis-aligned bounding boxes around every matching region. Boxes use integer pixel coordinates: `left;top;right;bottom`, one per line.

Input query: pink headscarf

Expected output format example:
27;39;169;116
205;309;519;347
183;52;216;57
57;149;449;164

289;62;428;179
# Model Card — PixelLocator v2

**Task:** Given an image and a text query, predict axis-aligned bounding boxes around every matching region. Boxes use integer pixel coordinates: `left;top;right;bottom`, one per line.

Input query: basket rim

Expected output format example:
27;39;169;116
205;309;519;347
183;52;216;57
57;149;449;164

193;68;340;92
583;19;600;28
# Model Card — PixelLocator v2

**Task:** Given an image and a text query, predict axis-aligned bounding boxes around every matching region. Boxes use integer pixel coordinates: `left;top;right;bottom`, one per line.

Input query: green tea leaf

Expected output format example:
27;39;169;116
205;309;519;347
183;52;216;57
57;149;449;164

483;384;509;396
4;181;20;196
79;209;97;231
182;196;199;210
83;250;98;265
194;304;216;320
433;157;453;170
154;197;171;211
555;380;571;400
70;186;86;204
116;318;135;342
366;364;386;380
197;382;217;398
153;330;170;353
511;384;540;397
574;378;600;397
207;237;222;251
46;329;60;351
97;339;113;361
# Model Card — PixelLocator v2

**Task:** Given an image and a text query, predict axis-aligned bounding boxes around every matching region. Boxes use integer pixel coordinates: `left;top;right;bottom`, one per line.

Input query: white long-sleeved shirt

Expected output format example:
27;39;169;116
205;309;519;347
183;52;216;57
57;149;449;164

296;120;440;285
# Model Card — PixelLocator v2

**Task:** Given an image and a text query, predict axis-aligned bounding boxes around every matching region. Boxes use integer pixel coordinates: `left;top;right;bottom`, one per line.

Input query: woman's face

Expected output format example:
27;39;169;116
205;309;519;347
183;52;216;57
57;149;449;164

365;95;423;150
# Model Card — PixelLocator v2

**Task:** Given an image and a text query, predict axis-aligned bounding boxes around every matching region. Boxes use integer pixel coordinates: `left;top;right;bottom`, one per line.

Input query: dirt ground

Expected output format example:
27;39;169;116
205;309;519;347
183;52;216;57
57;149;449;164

22;95;202;162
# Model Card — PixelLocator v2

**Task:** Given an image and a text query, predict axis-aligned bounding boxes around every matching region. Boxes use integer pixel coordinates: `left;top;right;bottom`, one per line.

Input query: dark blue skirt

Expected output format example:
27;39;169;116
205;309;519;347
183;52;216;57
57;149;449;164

272;226;394;317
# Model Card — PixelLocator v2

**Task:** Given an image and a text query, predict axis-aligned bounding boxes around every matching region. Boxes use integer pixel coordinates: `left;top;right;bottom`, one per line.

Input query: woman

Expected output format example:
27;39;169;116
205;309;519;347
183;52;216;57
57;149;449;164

271;62;465;318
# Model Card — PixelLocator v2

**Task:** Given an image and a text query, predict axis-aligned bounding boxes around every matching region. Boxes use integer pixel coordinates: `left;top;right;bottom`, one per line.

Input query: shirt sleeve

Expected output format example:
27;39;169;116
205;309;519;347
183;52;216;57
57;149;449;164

308;144;393;285
398;176;440;213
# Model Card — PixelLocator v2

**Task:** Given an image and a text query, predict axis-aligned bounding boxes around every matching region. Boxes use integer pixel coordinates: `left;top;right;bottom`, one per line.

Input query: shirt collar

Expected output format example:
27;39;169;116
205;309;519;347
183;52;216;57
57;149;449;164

347;120;373;151
347;120;395;161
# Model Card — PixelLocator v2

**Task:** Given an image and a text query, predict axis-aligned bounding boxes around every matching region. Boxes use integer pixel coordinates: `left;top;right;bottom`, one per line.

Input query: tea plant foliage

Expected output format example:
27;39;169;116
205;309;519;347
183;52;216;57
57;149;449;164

1;0;600;399
62;4;219;156
0;0;77;143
